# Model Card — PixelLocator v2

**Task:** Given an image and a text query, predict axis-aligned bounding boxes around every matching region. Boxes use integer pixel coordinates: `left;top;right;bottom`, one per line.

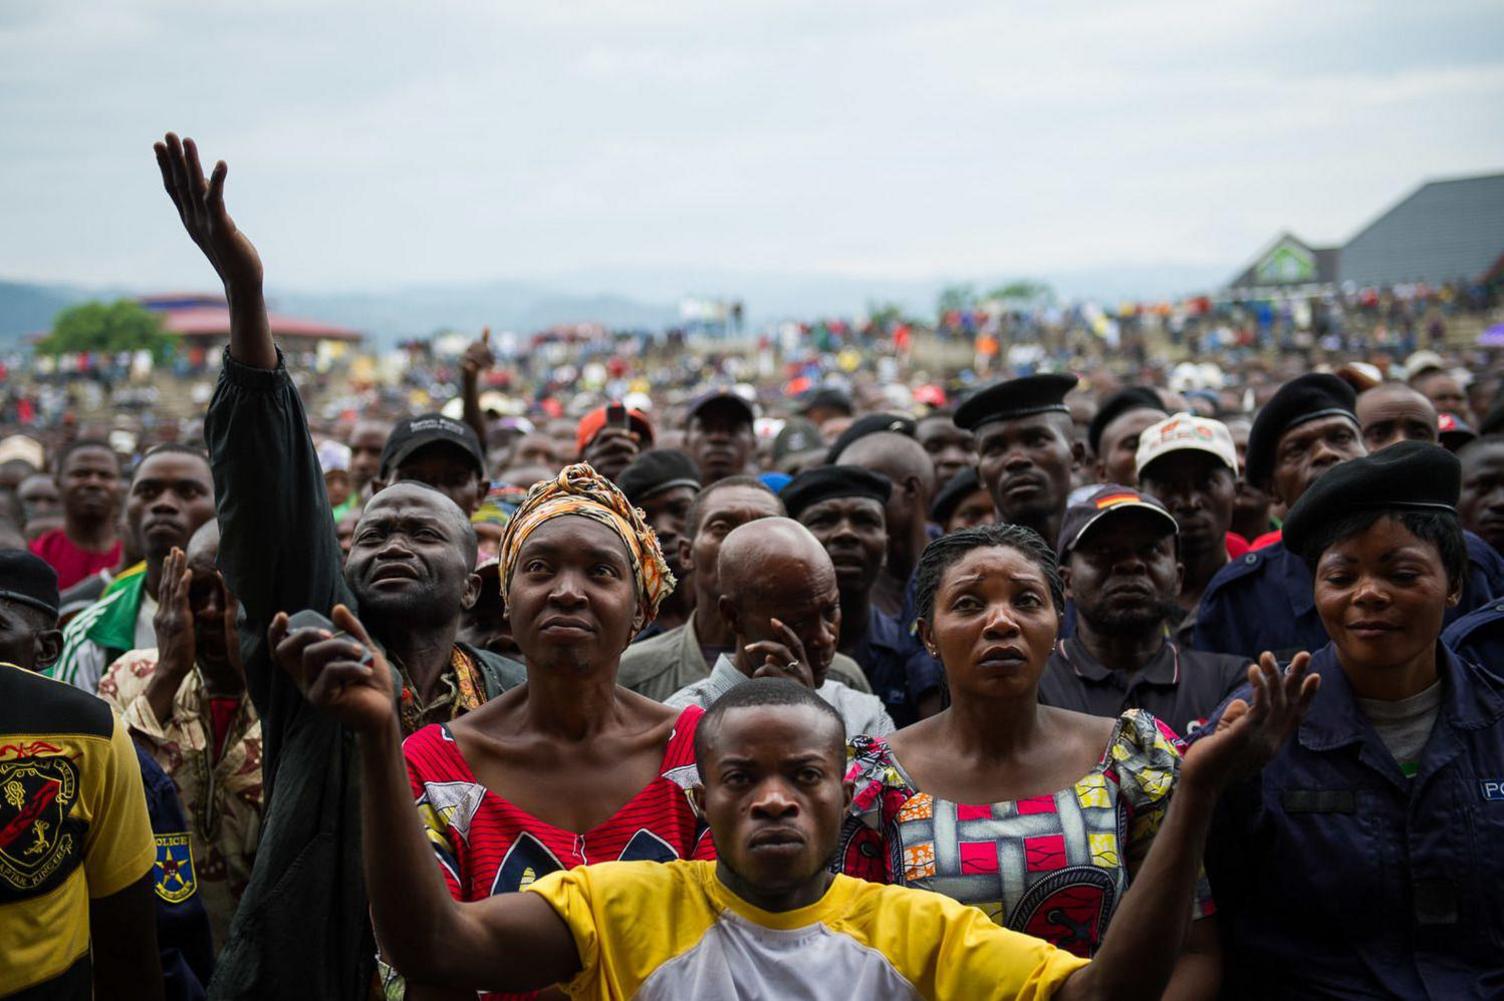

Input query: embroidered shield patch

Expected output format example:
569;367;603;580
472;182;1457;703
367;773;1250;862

0;754;80;892
154;832;197;903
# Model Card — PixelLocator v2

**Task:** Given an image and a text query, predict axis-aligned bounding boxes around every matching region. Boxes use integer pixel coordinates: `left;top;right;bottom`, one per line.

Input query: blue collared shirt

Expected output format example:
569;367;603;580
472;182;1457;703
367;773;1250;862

846;606;945;728
1194;642;1504;999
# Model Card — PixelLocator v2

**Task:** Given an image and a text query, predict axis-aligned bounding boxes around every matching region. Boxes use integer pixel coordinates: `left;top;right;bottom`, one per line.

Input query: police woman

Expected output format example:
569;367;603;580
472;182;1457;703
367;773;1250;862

1199;440;1504;998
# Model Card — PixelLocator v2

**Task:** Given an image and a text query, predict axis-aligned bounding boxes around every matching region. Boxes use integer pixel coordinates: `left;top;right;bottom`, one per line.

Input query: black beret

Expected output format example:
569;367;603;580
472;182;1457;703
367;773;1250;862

929;466;984;524
1284;440;1460;560
1246;374;1358;488
954;373;1078;432
826;413;917;465
0;549;60;618
780;465;892;520
1087;387;1167;455
617;449;702;505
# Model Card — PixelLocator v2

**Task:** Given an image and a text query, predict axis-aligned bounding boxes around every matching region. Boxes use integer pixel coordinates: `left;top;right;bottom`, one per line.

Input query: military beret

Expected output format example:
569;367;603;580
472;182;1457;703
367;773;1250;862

954;373;1078;432
1283;440;1460;561
780;465;893;521
617;449;701;505
1246;374;1358;488
929;466;984;524
1087;387;1166;455
0;549;60;618
826;413;917;465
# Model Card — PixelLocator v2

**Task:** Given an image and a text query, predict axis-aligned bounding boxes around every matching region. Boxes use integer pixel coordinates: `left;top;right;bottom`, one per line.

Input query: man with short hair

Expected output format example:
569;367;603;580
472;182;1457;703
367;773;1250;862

52;445;216;695
30;439;124;590
665;518;893;737
345;419;389;498
1458;436;1504;558
17;472;62;540
914;412;974;488
619;449;701;637
0;549;165;1001
294;633;1317;1001
1411;368;1473;425
958;373;1083;549
1088;387;1167;487
154;131;526;999
832;430;935;619
1194;374;1504;659
377;413;490;516
1356;382;1439;452
1043;488;1250;738
782;467;943;726
1136;414;1243;645
684;391;757;485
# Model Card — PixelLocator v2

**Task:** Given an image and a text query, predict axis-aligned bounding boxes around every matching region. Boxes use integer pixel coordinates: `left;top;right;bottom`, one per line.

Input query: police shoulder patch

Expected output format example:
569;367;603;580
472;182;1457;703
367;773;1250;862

153;832;197;903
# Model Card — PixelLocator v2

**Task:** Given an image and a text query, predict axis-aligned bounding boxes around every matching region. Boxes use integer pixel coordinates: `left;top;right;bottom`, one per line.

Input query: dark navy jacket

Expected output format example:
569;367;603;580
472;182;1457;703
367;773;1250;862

847;605;944;728
1194;643;1504;999
1192;534;1504;661
1444;599;1504;670
136;745;215;1001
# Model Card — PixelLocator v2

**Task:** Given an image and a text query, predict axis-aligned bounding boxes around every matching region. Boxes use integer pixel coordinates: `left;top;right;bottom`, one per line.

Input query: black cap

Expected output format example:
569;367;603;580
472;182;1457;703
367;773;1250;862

1246;374;1358;488
826;413;917;464
686;390;756;428
1087;387;1166;455
381;413;486;479
0;549;60;618
1437;413;1477;453
930;466;984;524
617;450;702;505
954;373;1078;432
1284;440;1460;561
797;386;853;417
772;418;824;464
1056;485;1178;558
780;466;892;520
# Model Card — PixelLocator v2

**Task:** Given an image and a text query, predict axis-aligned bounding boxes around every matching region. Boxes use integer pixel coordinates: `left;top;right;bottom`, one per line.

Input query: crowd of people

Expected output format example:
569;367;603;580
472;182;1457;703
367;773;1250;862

1;132;1503;1001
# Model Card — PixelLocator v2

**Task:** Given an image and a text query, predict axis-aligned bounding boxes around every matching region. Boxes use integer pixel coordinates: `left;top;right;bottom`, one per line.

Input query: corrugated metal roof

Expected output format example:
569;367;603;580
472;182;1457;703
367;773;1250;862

1338;173;1504;287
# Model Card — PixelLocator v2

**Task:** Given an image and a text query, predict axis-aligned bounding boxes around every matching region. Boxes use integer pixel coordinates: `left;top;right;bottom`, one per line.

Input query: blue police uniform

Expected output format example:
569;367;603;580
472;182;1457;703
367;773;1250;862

847;605;945;728
135;745;215;1001
1194;643;1504;999
1444;599;1504;671
1192;533;1504;660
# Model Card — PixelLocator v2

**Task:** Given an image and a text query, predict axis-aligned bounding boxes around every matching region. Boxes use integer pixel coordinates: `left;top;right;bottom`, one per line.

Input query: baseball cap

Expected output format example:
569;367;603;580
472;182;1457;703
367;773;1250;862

380;414;486;479
0;435;45;470
1057;485;1179;558
1135;414;1239;480
317;440;352;476
576;405;654;456
685;389;756;427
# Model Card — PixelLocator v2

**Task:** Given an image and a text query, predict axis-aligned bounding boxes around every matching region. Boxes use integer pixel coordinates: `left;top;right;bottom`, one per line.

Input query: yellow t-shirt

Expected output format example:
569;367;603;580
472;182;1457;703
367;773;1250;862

526;859;1089;1000
0;662;155;997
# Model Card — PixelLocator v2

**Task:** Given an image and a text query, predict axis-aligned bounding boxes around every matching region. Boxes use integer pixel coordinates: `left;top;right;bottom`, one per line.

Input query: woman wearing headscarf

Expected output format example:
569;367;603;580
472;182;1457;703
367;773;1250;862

1196;440;1504;999
396;465;712;1000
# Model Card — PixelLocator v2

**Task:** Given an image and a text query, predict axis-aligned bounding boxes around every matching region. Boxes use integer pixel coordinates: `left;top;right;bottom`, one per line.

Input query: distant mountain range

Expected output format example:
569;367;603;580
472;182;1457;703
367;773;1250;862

0;261;1234;350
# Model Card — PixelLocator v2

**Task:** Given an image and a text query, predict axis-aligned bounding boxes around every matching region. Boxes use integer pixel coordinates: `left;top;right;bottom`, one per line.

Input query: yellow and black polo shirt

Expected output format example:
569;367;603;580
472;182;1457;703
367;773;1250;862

0;662;153;999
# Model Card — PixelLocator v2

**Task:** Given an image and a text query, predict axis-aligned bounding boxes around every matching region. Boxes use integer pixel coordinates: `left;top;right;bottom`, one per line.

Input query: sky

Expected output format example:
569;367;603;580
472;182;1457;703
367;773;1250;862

3;0;1503;300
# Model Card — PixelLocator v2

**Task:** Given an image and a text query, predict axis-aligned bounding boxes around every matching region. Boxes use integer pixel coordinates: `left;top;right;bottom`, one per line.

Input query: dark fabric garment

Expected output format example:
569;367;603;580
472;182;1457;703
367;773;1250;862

136;745;214;1001
204;351;522;1001
845;605;944;728
1038;637;1249;739
1443;598;1504;670
630;619;667;644
1192;643;1504;1000
1191;535;1504;661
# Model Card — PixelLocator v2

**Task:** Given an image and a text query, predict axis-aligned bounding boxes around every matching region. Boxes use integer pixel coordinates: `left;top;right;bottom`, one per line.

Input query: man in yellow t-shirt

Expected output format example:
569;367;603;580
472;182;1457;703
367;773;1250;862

284;600;1317;1000
1;550;163;1000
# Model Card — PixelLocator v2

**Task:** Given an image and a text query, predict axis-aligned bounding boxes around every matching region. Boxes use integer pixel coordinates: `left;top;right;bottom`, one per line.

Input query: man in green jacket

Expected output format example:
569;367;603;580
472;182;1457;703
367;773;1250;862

153;132;525;1000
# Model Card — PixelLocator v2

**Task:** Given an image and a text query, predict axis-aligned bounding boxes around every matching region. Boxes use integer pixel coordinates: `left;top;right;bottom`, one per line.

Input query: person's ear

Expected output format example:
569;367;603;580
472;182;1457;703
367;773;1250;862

842;778;855;813
459;572;481;611
718;595;739;635
1094;459;1108;483
1070;440;1086;472
1059;564;1074;601
34;629;63;672
687;784;706;818
676;537;692;572
1174;560;1185;595
917;618;937;658
1447;575;1463;607
371;478;387;495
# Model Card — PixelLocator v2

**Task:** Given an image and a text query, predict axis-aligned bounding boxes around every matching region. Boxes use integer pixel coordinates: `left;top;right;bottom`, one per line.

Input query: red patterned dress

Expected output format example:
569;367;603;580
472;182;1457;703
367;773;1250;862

400;705;715;999
838;709;1213;957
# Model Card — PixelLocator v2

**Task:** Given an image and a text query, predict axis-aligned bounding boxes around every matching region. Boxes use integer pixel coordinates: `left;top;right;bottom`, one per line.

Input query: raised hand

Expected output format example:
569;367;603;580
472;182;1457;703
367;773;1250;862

746;617;816;688
152;547;196;678
269;604;396;733
153;133;263;294
1182;651;1320;791
581;426;640;481
461;327;496;379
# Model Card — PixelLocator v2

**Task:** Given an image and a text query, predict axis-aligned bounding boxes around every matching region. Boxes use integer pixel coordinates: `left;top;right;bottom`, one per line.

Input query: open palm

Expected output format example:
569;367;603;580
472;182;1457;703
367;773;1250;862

153;132;263;293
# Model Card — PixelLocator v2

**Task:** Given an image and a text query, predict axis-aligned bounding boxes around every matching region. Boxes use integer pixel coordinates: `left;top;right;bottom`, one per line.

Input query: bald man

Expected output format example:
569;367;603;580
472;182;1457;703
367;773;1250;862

664;518;894;738
1356;383;1439;452
834;431;937;619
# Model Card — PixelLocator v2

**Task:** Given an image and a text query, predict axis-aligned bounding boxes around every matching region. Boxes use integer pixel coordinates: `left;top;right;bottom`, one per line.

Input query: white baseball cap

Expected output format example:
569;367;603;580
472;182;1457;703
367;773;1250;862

1135;413;1238;479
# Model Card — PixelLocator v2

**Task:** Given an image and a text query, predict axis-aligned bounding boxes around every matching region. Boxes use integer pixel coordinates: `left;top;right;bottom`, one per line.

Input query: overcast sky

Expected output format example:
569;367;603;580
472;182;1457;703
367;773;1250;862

3;0;1502;296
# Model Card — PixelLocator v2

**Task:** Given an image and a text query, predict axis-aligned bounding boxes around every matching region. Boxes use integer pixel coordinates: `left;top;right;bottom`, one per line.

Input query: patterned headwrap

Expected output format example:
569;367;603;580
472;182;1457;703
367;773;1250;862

496;463;676;624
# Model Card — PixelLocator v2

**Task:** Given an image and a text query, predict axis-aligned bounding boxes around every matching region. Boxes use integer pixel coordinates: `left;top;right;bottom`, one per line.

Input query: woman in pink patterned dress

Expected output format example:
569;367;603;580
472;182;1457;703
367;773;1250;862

840;523;1222;999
